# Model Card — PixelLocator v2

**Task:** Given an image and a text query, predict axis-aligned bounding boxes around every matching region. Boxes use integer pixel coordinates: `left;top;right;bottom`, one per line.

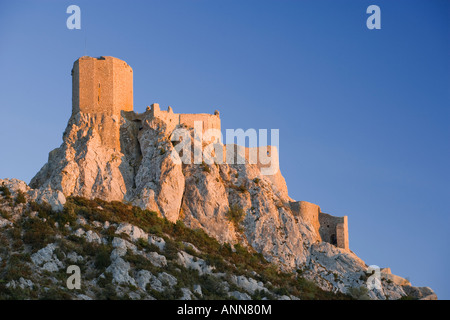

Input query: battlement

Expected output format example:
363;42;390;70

72;56;133;116
134;103;221;134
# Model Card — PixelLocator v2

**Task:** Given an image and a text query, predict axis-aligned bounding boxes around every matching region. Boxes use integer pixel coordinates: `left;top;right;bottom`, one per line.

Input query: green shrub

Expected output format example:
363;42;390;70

55;202;78;227
123;252;156;271
29;201;53;219
201;162;211;173
347;286;371;300
95;246;111;271
80;241;100;257
0;209;9;219
204;254;229;273
252;289;274;300
199;274;229;299
0;183;11;198
15;190;26;204
22;218;56;252
95;273;120;300
274;286;290;296
39;288;72;300
4;253;33;281
163;238;181;261
226;204;245;230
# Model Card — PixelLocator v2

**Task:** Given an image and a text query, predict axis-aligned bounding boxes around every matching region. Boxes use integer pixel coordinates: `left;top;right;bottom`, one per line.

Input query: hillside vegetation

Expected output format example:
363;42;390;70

0;186;351;300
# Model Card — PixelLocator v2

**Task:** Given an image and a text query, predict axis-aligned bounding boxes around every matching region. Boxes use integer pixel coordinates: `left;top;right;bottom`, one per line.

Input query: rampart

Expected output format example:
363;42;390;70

128;103;221;134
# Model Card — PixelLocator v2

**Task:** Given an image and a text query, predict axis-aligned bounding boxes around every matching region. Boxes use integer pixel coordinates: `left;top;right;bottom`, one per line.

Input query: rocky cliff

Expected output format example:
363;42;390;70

0;103;432;300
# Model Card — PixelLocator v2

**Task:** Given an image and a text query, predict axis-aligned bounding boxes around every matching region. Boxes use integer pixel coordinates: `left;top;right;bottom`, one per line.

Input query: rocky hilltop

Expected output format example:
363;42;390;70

0;56;437;300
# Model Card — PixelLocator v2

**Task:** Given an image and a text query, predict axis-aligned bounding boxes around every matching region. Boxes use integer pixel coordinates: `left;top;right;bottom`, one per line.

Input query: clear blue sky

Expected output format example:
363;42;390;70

0;0;448;299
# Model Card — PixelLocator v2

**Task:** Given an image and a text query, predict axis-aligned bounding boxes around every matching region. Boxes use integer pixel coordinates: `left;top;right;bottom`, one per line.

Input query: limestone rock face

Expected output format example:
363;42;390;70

304;242;367;294
0;178;66;211
29;109;320;271
180;162;236;244
22;109;436;300
30;113;132;202
131;115;185;222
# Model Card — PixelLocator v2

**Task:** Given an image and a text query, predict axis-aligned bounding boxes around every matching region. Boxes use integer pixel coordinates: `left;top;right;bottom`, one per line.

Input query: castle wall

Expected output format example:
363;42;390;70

319;212;349;250
150;104;179;133
148;103;221;134
288;202;350;250
290;201;321;239
111;57;133;114
336;216;349;250
179;113;221;133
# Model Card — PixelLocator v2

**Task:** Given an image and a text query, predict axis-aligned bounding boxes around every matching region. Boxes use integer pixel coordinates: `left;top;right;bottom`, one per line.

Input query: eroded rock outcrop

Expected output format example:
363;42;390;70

23;105;435;299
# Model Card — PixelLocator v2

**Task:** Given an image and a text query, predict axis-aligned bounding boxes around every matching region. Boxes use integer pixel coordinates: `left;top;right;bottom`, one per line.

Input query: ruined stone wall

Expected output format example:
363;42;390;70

290;201;321;239
179;113;221;133
336;216;349;250
287;202;350;250
150;104;179;133
319;212;349;250
148;103;221;134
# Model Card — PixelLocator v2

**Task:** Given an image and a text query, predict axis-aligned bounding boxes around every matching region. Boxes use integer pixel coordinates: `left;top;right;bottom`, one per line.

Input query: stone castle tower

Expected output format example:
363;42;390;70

71;56;133;148
72;56;133;116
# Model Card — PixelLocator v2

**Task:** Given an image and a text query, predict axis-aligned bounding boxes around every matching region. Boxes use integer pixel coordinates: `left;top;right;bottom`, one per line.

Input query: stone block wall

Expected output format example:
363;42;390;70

290;201;321;239
150;104;179;132
289;201;350;250
71;56;133;149
318;212;349;250
72;56;133;116
148;103;221;134
336;216;349;250
179;113;221;133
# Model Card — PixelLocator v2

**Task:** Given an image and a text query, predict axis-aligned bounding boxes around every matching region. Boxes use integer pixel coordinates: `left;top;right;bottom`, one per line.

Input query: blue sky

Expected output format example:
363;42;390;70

0;0;449;299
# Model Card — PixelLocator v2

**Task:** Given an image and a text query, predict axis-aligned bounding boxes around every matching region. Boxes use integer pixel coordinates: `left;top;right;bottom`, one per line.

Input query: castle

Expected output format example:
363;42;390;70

72;56;221;146
71;56;349;251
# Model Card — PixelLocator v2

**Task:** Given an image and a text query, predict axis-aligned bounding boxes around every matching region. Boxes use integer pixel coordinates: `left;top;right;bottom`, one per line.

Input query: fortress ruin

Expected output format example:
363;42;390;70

289;201;349;250
71;56;350;251
71;56;221;147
